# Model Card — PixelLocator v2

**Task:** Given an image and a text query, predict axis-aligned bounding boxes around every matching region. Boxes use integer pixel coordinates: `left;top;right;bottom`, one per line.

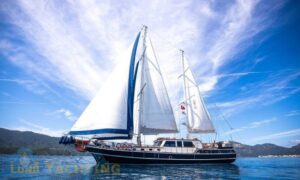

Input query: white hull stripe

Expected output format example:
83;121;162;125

92;152;236;161
86;146;236;155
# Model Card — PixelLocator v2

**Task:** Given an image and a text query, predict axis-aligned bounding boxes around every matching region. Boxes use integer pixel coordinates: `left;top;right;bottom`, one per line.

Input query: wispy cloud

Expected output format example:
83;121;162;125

0;101;46;104
286;110;300;117
198;71;270;81
0;0;284;103
0;78;47;95
197;0;284;92
224;118;276;135
45;108;77;122
289;139;300;146
214;71;300;117
15;119;68;137
254;128;300;141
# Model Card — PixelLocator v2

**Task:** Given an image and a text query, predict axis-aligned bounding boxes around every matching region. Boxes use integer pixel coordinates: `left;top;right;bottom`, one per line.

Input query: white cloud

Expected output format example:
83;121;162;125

199;71;270;80
15;119;68;137
1;0;283;101
286;110;300;117
289;139;300;146
0;78;46;95
254;128;300;141
45;108;77;122
0;0;288;138
208;0;257;70
224;117;276;135
214;71;300;117
196;0;275;92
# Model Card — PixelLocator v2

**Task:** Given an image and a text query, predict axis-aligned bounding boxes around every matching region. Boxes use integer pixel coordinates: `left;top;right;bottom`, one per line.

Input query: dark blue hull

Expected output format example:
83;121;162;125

85;145;236;164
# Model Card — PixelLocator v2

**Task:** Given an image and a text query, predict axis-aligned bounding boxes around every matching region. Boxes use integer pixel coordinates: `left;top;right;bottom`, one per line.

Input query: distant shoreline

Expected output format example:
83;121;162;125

0;153;89;156
1;128;299;157
258;155;300;158
1;154;300;159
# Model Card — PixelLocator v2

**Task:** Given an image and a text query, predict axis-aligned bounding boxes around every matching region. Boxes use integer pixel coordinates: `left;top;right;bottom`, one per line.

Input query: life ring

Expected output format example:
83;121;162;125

116;143;121;149
121;144;128;149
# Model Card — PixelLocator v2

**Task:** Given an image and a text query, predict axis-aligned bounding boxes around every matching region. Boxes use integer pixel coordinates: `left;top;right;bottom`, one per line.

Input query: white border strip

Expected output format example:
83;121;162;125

86;146;236;155
92;152;236;161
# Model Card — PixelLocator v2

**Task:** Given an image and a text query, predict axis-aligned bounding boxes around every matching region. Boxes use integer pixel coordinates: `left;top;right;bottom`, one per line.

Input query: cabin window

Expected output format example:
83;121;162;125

164;141;176;147
154;141;162;146
177;141;182;147
183;141;194;147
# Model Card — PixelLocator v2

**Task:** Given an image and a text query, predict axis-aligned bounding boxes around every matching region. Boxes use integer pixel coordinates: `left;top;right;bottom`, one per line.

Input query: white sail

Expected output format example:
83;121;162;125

69;33;141;139
137;31;178;135
69;28;178;139
182;56;215;133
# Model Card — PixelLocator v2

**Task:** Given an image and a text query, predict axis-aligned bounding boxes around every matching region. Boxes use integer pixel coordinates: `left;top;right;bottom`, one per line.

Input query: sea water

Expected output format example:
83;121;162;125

0;155;299;179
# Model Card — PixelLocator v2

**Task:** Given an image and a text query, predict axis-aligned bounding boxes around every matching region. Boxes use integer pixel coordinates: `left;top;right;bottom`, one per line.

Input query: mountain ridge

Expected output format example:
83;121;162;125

0;128;84;155
0;128;299;157
232;141;300;157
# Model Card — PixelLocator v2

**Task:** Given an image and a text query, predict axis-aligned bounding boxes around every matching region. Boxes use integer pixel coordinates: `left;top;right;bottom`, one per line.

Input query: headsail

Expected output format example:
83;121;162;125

136;28;178;135
69;33;141;139
181;52;215;133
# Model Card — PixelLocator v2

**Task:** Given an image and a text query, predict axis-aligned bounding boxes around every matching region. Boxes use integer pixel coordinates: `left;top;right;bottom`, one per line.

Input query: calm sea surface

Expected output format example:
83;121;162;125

0;155;299;179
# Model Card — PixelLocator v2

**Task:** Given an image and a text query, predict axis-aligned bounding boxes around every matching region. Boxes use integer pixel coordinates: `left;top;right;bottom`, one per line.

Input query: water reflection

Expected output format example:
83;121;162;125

89;163;240;179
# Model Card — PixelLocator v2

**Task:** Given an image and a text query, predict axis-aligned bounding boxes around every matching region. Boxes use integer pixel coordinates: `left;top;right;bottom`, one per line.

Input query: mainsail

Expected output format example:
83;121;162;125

181;51;215;133
137;28;178;135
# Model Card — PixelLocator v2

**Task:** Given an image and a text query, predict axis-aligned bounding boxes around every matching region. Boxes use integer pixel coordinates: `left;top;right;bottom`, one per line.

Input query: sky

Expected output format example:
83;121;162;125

0;0;299;147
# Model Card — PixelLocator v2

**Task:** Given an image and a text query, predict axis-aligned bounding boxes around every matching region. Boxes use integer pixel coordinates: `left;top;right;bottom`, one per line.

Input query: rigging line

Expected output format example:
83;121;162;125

147;32;172;88
147;27;182;52
148;30;177;124
148;27;197;77
178;67;190;79
184;55;209;81
184;75;200;87
178;94;196;105
183;55;215;130
146;58;163;76
184;55;216;129
213;103;234;141
137;83;147;97
150;28;206;104
148;33;163;73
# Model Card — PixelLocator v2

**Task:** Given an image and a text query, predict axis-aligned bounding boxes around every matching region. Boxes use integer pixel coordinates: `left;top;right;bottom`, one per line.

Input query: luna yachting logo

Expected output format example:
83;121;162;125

10;148;39;174
92;156;120;174
18;148;32;167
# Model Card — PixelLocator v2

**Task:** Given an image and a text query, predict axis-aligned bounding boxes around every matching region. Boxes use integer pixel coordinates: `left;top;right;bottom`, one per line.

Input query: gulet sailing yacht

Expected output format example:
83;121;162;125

59;26;236;164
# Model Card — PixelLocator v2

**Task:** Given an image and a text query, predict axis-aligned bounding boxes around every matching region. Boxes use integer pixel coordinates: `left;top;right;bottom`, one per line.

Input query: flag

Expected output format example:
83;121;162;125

179;102;186;114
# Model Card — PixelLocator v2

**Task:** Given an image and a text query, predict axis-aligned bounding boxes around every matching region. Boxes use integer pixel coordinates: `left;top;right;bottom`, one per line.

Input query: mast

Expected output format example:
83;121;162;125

137;25;148;146
180;50;190;138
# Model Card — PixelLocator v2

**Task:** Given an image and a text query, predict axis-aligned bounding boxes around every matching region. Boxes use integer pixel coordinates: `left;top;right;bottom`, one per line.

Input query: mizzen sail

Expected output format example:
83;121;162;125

181;52;215;133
